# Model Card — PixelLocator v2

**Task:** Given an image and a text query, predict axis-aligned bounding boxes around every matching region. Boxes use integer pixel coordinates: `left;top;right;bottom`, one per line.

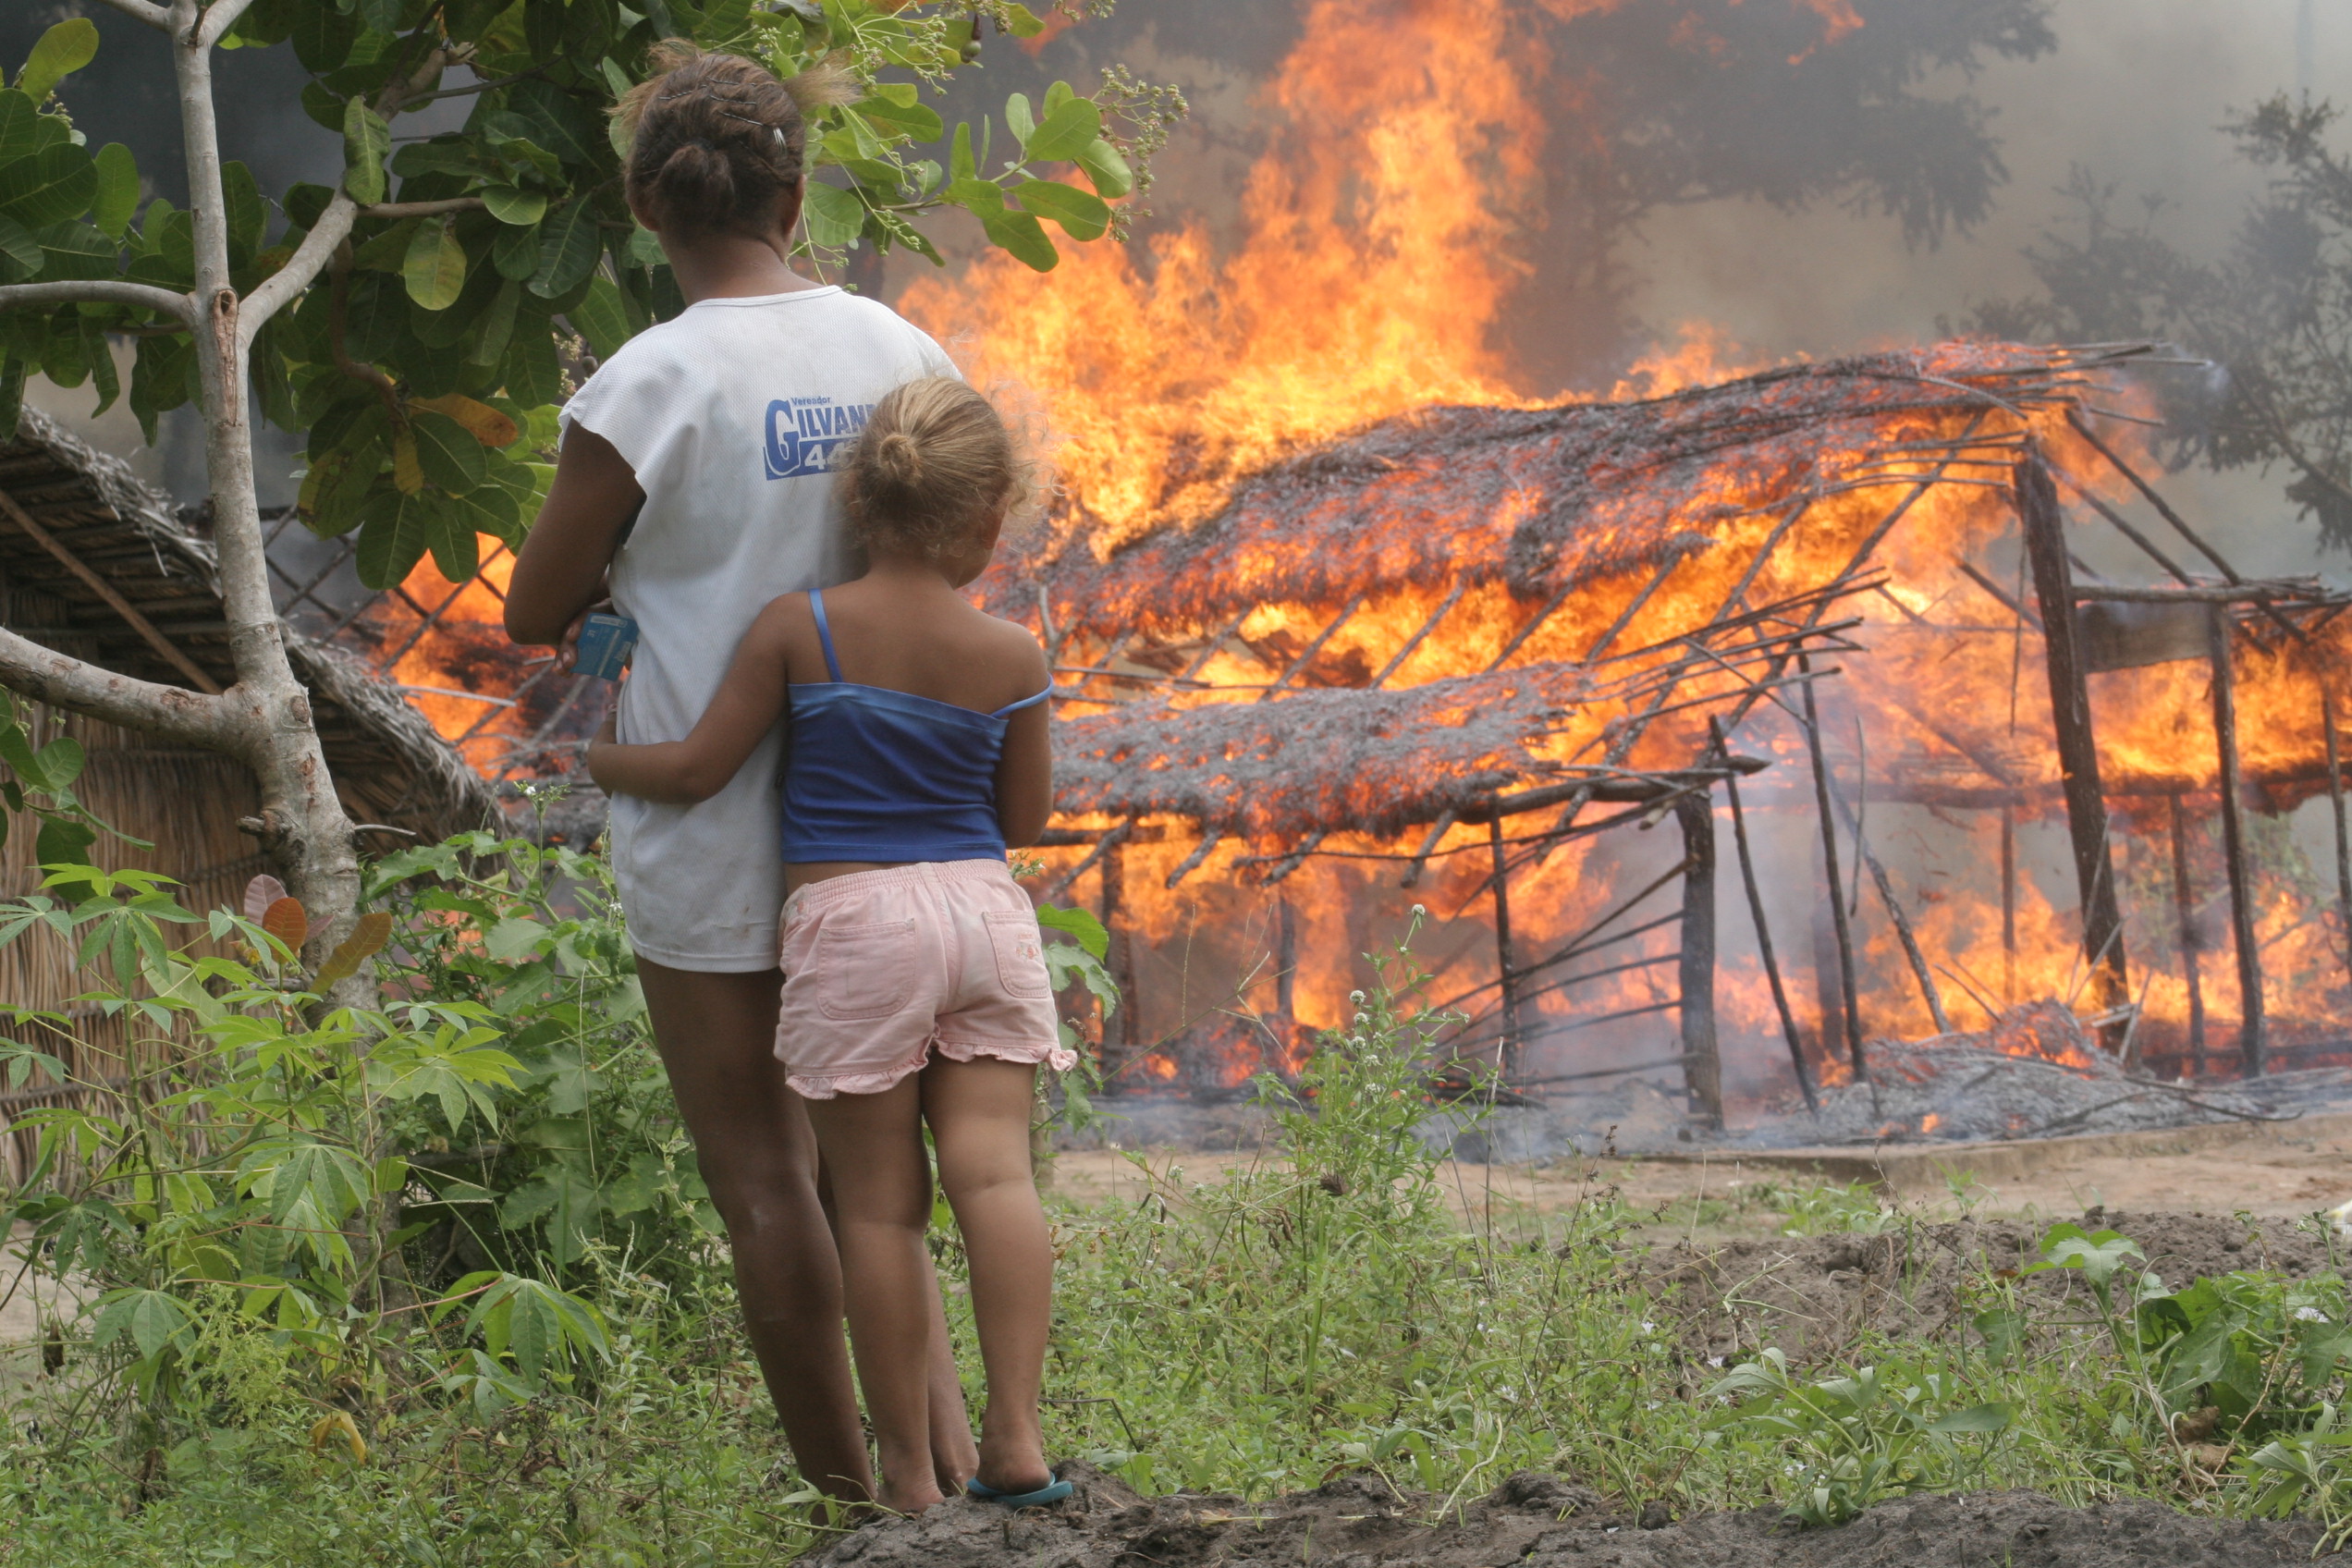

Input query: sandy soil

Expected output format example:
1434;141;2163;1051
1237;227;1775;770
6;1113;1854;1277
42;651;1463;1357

1041;1113;2352;1241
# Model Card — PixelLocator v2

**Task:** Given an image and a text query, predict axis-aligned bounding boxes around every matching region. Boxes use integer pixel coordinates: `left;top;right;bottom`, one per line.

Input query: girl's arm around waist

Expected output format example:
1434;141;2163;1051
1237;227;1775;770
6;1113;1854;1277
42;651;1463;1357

587;598;794;804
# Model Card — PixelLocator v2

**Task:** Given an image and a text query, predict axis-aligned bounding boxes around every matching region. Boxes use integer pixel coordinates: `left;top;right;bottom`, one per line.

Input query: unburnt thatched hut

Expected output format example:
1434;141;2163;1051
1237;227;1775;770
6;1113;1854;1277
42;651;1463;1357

0;407;495;1179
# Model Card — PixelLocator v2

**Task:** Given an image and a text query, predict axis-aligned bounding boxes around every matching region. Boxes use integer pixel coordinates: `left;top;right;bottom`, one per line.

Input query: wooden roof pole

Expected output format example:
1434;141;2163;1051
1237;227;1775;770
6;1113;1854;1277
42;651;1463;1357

2015;452;2130;1041
2208;604;2265;1076
1672;791;1723;1129
0;489;222;695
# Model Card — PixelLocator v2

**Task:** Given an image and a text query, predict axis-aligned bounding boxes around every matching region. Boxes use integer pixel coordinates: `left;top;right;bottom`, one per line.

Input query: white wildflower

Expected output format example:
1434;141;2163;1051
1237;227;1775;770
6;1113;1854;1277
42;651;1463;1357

2296;1305;2329;1323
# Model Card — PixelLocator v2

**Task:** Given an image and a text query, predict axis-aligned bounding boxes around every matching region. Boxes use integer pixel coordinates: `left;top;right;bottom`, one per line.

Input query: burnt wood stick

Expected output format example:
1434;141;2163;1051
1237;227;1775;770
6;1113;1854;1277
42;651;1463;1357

2328;694;2352;998
1164;831;1222;889
1674;792;1725;1129
1259;594;1366;699
1881;690;2018;786
2065;409;2242;582
2047;463;2196;585
1481;583;1574;675
1399;807;1457;889
1369;578;1469;688
2001;804;2018;1004
2015;453;2132;1037
2071;582;2343;605
1488;809;1529;1085
1713;494;1816;619
1956;558;2041;631
1717;717;1819;1113
2064;410;2313;648
1574;556;1682;668
2209;605;2265;1077
1042;819;1133;903
1824;777;1953;1035
2168;792;2208;1077
1798;653;1868;1081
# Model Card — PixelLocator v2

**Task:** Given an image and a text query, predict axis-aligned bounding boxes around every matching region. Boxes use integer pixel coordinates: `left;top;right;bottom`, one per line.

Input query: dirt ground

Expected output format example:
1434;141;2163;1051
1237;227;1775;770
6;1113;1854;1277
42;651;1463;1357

805;1463;2333;1567
1041;1111;2352;1241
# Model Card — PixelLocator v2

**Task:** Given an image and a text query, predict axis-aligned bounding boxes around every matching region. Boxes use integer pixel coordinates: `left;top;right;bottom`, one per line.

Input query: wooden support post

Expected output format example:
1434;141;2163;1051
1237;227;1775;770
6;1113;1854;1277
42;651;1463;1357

2208;606;2265;1076
1798;655;1867;1082
1674;792;1724;1129
1715;718;1817;1112
2015;454;2130;1038
2326;693;2352;998
1488;809;1528;1085
2000;804;2018;1003
1100;836;1137;1083
2167;792;2207;1076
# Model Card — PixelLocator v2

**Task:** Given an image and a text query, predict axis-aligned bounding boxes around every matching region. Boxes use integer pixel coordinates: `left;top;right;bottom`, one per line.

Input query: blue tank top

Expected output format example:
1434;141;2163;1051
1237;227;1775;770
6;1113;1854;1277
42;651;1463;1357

780;589;1051;864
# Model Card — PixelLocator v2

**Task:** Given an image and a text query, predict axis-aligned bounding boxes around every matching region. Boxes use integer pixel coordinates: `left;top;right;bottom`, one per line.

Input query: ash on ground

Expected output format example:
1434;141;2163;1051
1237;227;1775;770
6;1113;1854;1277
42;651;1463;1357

1431;1001;2352;1162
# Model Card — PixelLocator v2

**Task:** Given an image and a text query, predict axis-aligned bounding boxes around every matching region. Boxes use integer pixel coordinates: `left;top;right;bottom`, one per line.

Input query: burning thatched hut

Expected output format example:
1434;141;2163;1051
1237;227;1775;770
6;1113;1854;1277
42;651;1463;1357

0;408;495;1179
985;342;2352;1113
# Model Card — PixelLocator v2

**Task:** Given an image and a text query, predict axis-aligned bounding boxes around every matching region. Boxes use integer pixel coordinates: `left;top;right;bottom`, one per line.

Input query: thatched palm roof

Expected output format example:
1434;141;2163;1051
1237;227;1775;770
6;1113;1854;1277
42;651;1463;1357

0;408;494;842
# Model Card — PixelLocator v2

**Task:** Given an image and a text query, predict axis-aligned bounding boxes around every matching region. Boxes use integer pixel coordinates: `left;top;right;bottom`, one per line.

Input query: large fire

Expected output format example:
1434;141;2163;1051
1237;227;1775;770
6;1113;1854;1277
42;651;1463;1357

367;0;2352;1112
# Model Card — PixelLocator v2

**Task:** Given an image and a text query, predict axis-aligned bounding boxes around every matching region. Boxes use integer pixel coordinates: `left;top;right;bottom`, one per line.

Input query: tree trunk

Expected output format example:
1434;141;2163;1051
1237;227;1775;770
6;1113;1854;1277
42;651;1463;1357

173;16;361;961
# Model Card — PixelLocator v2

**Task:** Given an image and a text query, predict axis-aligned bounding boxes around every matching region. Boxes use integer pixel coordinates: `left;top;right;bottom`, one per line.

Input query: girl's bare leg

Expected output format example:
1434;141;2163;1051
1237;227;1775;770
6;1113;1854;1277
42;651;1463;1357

802;1075;946;1513
924;1057;1055;1495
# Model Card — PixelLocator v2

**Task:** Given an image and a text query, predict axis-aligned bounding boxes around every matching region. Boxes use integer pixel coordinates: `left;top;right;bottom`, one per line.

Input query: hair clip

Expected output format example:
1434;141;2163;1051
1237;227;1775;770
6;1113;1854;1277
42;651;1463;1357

719;110;789;147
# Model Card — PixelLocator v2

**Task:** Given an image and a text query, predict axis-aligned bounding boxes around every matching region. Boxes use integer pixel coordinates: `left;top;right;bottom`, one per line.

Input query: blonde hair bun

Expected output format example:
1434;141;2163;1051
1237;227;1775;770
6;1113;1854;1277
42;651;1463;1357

841;378;1035;559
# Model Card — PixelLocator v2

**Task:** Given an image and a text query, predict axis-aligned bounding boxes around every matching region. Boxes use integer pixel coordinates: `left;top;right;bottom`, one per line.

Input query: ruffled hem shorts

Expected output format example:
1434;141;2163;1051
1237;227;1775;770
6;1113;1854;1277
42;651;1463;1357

774;859;1077;1099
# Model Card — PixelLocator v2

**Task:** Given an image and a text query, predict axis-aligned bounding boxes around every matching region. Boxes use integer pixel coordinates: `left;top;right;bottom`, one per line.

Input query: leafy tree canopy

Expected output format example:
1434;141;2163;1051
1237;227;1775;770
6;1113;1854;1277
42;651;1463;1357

0;2;1179;591
1968;96;2352;548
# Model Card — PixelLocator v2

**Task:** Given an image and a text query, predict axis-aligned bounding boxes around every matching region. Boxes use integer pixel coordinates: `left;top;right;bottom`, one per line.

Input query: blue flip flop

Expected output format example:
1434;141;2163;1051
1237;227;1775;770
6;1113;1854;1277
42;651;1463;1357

966;1476;1074;1508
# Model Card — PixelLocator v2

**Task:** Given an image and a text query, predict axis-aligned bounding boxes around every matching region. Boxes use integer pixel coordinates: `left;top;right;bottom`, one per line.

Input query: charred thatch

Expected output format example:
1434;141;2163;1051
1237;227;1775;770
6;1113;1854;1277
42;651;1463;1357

996;342;2128;646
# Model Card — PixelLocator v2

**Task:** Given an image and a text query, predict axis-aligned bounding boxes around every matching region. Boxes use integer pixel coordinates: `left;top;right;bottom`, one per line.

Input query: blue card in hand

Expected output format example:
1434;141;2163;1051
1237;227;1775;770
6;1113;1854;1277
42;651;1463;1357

575;613;639;681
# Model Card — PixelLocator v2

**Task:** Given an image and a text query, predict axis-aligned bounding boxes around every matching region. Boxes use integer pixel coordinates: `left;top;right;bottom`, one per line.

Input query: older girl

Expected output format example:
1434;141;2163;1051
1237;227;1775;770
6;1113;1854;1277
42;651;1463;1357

505;45;974;1504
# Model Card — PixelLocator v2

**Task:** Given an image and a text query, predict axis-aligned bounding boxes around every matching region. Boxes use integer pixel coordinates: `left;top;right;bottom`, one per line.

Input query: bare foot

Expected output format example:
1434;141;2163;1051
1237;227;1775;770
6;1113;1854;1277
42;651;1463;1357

877;1475;946;1515
974;1436;1054;1497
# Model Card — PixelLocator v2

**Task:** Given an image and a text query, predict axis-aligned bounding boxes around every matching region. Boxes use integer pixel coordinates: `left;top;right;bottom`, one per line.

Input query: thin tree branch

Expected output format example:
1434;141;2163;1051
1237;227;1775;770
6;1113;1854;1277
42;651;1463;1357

238;191;355;347
0;281;192;323
195;0;260;49
0;626;230;750
89;0;171;30
401;67;540;104
359;197;488;220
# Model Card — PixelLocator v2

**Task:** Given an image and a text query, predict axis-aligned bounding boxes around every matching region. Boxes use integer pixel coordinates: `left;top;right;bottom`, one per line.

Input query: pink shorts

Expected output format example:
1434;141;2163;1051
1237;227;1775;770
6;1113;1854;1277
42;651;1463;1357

774;860;1076;1099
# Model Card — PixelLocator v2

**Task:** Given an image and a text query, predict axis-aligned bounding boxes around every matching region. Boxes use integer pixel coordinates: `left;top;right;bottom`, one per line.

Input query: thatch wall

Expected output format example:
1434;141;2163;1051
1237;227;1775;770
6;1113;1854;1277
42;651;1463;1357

0;408;499;1184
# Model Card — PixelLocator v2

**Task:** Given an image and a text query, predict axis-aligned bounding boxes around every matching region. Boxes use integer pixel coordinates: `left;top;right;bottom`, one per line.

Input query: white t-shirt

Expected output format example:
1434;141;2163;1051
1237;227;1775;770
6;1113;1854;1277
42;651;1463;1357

561;287;958;972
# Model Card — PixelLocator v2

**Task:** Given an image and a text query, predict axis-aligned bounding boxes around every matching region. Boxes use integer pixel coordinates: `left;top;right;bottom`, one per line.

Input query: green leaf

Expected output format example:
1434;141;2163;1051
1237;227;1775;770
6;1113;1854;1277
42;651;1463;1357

1925;1402;2013;1435
568;274;633;358
17;18;99;104
410;409;486;494
980;206;1058;273
949;120;975;182
480;183;545;227
34;815;96;868
802;181;865;251
1005;92;1035;148
1036;903;1109;960
88;143;137;238
486;915;551;962
1017;179;1109;240
504;80;602;168
427;508;479;582
1024;92;1102;164
353;489;433;588
1074;137;1133;199
492;219;540;280
529;200;598;300
0;213;36;281
221;160;264;263
33;734;84;791
465;278;521;367
1000;3;1047;39
446;481;523;547
402;217;469;310
93;1289;194;1362
291;4;361;72
342;99;391;206
31;220;114;281
856;94;944;143
0;144;98;230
